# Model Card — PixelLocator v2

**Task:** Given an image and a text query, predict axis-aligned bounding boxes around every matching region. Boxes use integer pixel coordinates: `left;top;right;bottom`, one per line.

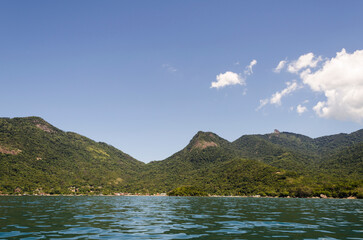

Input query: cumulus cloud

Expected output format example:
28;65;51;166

301;48;363;122
296;104;307;115
287;52;322;73
263;49;363;122
270;81;299;105
274;60;287;73
211;59;257;89
211;71;245;89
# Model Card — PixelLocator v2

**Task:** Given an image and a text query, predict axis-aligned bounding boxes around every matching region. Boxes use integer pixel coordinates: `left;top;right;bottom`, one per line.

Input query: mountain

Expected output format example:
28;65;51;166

129;130;363;197
319;142;363;177
1;117;362;198
128;131;240;193
136;129;363;196
0;117;144;195
231;132;316;172
315;129;363;155
231;129;363;171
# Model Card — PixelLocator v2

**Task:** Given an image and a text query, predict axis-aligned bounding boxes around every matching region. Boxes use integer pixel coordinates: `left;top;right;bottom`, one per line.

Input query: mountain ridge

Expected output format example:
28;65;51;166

1;117;362;198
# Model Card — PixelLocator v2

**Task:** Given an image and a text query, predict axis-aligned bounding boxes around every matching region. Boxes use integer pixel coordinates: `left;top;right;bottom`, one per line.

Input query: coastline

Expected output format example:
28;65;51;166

0;193;359;199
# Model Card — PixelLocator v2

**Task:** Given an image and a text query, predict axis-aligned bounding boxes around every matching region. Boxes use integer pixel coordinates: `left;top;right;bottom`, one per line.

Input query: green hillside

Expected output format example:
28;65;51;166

1;117;362;198
231;132;317;172
127;131;240;193
232;129;363;172
319;143;363;177
0;117;144;195
128;130;363;198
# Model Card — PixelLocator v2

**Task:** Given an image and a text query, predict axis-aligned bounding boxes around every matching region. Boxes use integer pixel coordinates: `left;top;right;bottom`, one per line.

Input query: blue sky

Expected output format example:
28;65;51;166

1;1;363;162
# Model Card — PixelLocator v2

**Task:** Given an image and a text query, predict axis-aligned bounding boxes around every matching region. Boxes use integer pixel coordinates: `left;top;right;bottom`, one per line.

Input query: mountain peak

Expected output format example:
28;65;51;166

187;131;218;150
0;116;64;135
185;131;232;151
192;131;222;142
195;131;217;138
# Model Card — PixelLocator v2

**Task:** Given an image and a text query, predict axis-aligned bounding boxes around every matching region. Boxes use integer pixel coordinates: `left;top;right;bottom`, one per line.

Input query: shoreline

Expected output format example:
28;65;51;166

0;193;359;199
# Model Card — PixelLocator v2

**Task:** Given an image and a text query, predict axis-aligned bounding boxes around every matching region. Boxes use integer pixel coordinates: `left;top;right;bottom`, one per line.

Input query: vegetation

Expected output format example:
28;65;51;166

0;117;144;195
168;186;208;196
0;117;362;198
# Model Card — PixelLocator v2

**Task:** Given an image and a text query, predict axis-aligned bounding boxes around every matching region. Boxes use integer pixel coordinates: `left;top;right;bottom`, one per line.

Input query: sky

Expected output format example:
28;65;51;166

1;1;363;163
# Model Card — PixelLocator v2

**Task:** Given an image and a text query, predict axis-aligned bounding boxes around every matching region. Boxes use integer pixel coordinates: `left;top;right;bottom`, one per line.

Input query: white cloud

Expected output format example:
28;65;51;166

257;98;269;110
266;49;363;122
244;59;257;76
270;81;299;105
274;60;287;73
296;104;307;115
212;59;257;89
287;52;322;73
257;81;299;110
211;71;245;89
162;64;177;72
301;48;363;122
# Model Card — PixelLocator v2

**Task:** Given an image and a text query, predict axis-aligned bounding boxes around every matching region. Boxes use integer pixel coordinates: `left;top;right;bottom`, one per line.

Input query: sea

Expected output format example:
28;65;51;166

0;196;362;239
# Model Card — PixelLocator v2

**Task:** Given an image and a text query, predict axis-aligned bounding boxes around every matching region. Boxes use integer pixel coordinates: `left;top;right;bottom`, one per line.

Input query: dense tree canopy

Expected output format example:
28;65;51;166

0;117;362;198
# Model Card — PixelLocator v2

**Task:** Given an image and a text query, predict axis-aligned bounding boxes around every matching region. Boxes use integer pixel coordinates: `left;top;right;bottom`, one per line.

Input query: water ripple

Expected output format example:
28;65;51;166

0;196;361;239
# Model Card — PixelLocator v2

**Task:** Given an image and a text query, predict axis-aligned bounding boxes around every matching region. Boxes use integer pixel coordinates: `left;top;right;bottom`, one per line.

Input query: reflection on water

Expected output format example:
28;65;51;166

0;196;362;239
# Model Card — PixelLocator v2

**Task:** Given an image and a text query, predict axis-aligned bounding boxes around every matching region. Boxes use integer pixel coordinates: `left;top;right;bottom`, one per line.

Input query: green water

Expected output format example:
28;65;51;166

0;196;362;239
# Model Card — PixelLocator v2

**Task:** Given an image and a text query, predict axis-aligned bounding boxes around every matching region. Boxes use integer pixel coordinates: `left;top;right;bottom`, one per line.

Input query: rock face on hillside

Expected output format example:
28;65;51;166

193;140;218;150
0;145;21;155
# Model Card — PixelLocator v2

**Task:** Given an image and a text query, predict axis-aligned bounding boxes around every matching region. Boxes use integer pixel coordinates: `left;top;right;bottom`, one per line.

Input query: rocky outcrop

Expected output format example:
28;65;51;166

0;145;21;155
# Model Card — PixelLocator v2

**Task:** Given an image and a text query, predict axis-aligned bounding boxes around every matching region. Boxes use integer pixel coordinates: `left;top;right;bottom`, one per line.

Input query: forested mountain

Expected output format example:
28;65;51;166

127;131;241;193
0;117;362;198
0;117;144;195
319;142;363;177
231;133;315;171
130;129;363;197
231;129;363;172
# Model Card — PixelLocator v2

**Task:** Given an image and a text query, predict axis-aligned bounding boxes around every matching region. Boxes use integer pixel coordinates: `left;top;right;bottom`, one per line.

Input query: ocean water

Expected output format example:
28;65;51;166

0;196;362;239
